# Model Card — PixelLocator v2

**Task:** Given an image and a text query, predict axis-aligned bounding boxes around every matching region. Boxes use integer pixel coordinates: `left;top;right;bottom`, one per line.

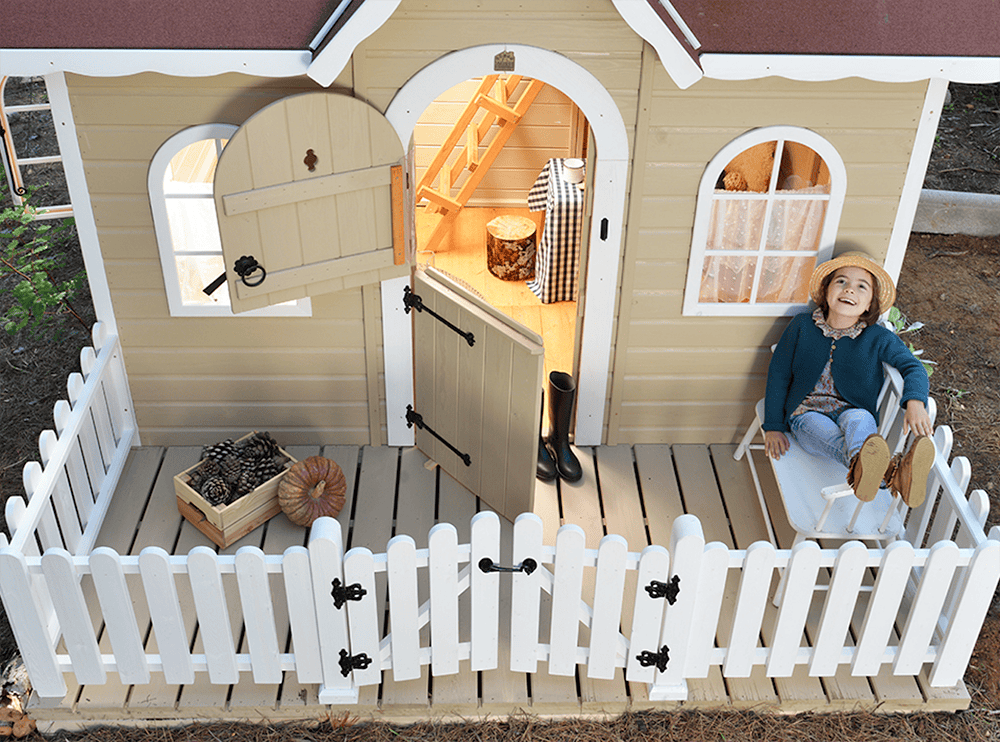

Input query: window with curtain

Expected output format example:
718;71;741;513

149;124;311;317
683;127;846;317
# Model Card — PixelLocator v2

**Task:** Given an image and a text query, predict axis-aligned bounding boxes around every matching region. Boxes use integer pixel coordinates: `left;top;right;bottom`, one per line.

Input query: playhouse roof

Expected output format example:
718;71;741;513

1;0;998;57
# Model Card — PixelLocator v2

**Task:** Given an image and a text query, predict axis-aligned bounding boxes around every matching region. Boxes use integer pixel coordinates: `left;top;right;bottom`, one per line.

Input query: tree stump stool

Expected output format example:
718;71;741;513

486;215;536;281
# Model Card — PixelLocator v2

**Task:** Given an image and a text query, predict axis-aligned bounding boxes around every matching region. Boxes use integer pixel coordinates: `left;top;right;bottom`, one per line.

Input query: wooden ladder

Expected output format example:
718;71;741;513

416;75;545;252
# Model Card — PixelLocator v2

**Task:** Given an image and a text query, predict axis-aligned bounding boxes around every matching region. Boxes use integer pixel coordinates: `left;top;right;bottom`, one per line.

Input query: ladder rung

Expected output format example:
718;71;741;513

417;186;462;212
475;94;520;122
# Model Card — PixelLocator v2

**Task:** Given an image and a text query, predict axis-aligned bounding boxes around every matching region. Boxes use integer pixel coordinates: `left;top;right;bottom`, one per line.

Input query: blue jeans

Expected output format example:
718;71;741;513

789;408;878;468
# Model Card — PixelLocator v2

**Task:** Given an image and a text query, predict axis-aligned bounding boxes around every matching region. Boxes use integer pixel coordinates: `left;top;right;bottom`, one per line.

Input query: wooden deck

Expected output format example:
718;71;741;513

28;443;969;730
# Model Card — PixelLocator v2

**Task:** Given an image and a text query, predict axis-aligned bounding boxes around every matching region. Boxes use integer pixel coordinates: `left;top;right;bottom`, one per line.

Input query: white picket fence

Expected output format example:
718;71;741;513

1;324;998;705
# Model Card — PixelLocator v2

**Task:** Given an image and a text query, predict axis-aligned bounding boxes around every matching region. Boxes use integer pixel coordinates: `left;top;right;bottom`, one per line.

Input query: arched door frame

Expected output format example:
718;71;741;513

381;44;629;446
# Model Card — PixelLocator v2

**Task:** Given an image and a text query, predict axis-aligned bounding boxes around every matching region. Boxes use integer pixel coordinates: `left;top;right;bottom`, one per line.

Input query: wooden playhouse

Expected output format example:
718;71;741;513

1;0;999;729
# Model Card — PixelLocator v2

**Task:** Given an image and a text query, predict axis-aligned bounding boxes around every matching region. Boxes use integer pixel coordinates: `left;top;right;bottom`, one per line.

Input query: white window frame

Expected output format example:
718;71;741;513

148;123;311;318
682;126;847;317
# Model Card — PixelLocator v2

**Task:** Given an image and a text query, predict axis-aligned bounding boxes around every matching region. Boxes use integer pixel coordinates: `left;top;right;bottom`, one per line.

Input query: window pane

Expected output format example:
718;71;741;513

165;197;223;254
176;254;227;306
699;255;757;303
756;256;815;303
707;198;766;251
765;198;828;251
168;139;225;185
721;141;777;192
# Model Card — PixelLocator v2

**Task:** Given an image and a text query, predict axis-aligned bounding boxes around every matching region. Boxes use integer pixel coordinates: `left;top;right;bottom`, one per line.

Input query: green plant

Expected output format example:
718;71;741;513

886;306;936;378
0;179;85;339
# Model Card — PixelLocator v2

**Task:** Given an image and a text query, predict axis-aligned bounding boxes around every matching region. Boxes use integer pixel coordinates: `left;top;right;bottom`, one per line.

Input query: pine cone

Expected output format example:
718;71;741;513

234;468;260;497
219;454;244;485
201;439;236;462
200;475;230;506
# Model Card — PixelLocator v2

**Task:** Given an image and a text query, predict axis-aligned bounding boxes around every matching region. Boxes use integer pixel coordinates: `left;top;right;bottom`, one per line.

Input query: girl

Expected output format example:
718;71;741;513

763;252;936;507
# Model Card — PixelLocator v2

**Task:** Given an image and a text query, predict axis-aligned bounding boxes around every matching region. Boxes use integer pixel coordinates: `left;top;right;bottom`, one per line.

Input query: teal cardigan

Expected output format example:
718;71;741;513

763;312;929;433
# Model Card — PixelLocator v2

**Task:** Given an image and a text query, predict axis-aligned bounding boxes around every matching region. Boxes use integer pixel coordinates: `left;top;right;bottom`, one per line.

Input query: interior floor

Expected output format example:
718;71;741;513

415;206;578;432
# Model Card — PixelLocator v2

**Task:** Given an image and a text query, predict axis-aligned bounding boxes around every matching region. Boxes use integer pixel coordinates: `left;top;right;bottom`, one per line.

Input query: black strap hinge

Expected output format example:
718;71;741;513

406;405;472;466
636;645;670;673
644;575;680;604
331;578;367;609
338;649;372;677
403;285;475;346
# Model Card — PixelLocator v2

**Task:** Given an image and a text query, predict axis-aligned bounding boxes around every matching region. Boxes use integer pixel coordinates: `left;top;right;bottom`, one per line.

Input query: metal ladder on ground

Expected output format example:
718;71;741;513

416;75;545;252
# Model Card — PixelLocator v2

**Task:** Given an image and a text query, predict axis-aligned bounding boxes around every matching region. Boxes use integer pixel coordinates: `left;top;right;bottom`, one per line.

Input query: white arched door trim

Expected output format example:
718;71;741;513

381;44;629;446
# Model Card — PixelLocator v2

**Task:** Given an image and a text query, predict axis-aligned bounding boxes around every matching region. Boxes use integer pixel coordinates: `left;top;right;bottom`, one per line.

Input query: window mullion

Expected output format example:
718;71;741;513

748;139;784;305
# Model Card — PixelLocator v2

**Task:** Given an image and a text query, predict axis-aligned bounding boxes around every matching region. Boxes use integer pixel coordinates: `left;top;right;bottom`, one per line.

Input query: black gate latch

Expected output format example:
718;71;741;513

636;645;670;673
339;648;372;677
644;575;680;604
478;557;537;575
331;578;367;609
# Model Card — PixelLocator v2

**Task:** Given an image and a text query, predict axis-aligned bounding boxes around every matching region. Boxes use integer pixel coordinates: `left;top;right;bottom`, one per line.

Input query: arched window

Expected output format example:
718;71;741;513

148;124;311;317
682;127;846;316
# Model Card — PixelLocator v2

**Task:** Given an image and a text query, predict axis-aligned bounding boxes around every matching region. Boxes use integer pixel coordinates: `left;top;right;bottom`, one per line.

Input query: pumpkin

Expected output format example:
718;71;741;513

278;456;347;526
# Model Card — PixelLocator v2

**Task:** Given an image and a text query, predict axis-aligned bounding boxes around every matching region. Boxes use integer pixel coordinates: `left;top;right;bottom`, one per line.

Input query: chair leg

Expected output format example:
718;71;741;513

734;417;762;461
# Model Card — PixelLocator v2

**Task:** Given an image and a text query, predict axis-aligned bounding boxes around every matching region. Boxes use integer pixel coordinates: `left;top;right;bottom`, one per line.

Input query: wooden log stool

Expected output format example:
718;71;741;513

486;215;537;281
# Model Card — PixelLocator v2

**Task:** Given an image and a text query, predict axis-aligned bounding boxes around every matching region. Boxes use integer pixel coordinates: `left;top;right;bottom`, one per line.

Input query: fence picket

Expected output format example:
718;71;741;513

40;548;104;684
470;511;500;671
308;517;355;701
895;541;960;675
67;373;106;492
236;546;282;684
90;547;150;684
79;348;117;462
38;430;87;548
548;524;586;676
625;545;669;682
724;541;776;677
21;462;68;552
905;427;953;547
766;540;821;677
282;546;323;684
852;541;915;677
387;535;421;680
587;534;628;680
686;542;729;678
138;546;194;684
810;541;867;677
429;523;460;677
930;532;1000;686
343;547;381;686
510;513;544;673
927;458;971;545
188;546;239;684
53;400;97;514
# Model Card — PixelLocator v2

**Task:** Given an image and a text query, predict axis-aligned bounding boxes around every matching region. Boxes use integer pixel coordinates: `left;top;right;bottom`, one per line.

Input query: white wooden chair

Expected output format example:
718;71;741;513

734;364;938;551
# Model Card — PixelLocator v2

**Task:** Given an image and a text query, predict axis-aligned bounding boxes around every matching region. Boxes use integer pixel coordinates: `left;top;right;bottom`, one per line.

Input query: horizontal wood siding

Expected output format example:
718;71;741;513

610;66;927;444
66;71;383;446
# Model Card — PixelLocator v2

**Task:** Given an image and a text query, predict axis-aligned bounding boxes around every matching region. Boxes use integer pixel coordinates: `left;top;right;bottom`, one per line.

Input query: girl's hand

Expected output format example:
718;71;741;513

904;400;934;438
764;430;790;460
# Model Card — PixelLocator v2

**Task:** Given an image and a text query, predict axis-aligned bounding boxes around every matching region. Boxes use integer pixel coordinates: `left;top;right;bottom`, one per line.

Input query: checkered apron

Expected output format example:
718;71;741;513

526;158;584;303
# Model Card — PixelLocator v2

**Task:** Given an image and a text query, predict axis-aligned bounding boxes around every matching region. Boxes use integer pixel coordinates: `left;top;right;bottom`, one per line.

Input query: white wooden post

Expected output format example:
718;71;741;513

686;542;729;678
548;524;586;676
649;514;704;701
139;546;194;685
282;545;323;684
895;541;960;675
852;541;915;677
470;511;500;671
810;541;867;677
236;546;282;684
309;517;357;703
587;534;628;680
428;522;460;677
625;545;670;682
41;549;103;685
724;541;776;677
387;534;421;681
188;546;239;684
766;540;822;677
510;512;544;673
342;547;382;686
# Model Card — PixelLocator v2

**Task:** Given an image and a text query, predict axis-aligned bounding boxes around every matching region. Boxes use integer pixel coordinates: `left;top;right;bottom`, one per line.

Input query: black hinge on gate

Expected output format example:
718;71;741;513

644;575;680;604
339;648;372;677
406;405;472;466
636;645;670;673
478;557;537;575
331;578;367;609
403;285;475;346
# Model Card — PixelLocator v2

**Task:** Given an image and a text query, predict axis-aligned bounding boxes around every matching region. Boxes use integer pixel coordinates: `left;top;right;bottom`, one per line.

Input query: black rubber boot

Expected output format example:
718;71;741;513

546;371;582;483
536;392;557;481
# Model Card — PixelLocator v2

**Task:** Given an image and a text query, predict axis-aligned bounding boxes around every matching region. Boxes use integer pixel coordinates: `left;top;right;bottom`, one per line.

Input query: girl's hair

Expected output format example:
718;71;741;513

818;269;882;325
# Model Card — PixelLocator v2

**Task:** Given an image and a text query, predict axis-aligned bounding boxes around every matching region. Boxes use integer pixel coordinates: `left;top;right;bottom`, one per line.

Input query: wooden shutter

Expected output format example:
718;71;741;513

213;92;407;313
411;267;543;522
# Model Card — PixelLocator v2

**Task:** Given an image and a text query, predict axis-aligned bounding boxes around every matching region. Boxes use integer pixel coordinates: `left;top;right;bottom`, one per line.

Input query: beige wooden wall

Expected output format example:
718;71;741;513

608;62;929;444
64;71;389;447
414;77;583;205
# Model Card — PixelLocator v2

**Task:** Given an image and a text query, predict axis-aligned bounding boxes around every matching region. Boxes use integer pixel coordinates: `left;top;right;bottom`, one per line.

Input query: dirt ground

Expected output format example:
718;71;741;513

1;80;999;739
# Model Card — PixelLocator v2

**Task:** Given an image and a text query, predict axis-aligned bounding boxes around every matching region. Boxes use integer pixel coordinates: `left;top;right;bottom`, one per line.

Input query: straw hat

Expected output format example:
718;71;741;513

809;251;895;310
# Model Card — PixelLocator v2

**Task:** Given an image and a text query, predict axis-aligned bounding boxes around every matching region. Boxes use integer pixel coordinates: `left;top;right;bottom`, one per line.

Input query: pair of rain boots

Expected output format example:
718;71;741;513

847;433;935;508
536;371;583;483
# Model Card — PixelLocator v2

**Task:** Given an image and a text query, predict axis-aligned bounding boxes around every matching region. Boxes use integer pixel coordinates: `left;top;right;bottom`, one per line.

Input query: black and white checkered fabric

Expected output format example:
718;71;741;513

526;158;584;304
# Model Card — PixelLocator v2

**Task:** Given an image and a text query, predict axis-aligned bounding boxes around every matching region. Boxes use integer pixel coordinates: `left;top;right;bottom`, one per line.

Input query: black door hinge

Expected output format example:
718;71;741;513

339;649;373;677
331;578;367;609
644;575;680;604
406;405;472;466
404;285;475;346
636;645;670;673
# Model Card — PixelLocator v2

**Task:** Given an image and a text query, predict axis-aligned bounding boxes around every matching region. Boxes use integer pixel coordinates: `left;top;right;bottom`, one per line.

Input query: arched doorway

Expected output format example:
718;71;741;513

381;44;629;446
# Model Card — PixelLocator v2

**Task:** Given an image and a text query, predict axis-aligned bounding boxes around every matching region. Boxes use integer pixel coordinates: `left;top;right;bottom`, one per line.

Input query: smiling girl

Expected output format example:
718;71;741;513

763;252;936;507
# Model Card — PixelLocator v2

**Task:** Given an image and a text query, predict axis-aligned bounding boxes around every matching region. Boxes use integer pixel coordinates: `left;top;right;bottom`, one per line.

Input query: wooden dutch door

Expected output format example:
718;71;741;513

214;92;542;521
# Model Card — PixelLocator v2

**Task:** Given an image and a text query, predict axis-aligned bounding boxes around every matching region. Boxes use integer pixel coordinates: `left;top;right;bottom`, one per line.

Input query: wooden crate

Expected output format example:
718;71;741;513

174;434;297;548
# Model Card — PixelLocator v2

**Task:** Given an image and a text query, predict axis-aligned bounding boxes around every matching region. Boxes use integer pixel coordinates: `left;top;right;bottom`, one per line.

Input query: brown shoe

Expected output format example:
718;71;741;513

846;434;891;502
886;435;935;508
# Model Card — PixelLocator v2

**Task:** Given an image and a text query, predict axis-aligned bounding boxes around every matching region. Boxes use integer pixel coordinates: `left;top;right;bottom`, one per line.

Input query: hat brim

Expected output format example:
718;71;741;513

809;252;895;311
